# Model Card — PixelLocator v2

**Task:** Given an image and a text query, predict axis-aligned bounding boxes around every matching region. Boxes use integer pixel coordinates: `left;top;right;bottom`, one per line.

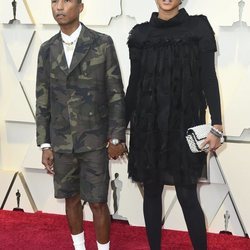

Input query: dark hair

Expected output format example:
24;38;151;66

78;0;82;3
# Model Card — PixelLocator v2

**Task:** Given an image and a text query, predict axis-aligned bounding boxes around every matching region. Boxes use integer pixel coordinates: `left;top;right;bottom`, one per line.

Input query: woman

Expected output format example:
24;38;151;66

125;0;223;249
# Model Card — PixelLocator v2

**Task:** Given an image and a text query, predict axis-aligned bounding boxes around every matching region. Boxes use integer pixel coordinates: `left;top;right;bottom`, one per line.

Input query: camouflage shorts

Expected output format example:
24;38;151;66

53;148;109;203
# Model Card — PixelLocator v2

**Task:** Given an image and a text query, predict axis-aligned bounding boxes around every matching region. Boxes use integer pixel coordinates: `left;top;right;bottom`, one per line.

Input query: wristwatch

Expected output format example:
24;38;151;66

109;138;120;145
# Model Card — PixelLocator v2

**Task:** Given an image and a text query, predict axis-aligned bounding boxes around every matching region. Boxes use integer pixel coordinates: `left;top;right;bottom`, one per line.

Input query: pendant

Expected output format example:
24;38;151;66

65;44;74;51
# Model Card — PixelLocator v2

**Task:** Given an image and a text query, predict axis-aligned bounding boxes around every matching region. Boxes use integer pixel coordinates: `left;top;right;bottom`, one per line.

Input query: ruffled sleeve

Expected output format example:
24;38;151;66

197;15;217;52
127;24;144;60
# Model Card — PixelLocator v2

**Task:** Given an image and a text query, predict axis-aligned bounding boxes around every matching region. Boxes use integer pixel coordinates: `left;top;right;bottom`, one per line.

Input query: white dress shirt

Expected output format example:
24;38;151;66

61;24;82;68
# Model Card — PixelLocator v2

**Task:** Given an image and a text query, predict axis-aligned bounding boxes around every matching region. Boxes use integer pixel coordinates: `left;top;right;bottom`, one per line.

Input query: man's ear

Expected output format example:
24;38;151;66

79;3;84;14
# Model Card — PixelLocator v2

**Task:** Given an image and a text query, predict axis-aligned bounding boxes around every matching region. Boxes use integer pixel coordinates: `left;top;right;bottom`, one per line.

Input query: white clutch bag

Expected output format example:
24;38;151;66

185;124;224;153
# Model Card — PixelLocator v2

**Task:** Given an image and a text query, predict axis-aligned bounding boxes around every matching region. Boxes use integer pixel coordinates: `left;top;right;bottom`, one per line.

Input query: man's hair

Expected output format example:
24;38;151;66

78;0;82;3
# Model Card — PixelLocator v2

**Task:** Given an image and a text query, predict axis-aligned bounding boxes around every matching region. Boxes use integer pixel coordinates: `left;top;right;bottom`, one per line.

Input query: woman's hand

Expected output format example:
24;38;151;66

201;124;223;152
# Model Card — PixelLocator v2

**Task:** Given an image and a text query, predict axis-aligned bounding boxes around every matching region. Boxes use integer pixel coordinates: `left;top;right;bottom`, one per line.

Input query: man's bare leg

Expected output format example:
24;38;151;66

65;194;85;250
89;202;111;249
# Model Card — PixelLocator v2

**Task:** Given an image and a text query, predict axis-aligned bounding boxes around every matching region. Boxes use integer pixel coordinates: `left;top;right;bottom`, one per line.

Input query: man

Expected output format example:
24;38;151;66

36;0;126;249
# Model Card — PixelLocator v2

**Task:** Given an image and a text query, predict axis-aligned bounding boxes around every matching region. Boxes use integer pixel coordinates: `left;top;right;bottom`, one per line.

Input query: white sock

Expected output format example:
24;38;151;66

71;232;86;250
97;241;110;250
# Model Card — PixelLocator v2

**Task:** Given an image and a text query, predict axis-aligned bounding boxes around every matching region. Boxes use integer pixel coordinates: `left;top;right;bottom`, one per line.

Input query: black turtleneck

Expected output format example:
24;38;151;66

150;8;189;28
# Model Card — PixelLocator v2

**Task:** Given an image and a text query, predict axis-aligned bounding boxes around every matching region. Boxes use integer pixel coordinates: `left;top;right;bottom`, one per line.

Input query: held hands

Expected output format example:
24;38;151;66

201;124;223;152
107;141;128;160
42;148;55;175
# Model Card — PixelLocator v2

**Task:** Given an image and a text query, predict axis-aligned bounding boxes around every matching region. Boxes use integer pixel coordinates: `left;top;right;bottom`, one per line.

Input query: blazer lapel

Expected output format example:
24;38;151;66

50;34;69;76
69;24;95;74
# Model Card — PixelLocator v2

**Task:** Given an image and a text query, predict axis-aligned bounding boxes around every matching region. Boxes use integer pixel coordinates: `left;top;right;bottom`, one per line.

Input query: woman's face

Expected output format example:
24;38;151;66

155;0;181;12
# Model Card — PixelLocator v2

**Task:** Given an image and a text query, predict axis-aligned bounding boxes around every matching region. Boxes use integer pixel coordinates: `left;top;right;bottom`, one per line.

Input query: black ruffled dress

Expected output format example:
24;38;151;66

125;9;222;185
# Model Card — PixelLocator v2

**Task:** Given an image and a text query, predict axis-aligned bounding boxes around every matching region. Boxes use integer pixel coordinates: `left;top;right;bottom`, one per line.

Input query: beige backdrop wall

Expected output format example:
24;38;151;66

0;0;250;237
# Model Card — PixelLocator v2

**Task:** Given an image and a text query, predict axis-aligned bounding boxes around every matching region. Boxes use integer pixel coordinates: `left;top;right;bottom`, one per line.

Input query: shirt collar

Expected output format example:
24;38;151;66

61;24;82;44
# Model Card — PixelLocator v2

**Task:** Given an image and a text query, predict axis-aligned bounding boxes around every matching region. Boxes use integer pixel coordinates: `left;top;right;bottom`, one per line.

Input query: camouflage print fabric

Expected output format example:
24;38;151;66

53;148;109;202
36;24;126;153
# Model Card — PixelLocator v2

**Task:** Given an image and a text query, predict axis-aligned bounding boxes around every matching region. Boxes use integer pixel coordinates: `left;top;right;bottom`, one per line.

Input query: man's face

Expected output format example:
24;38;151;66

51;0;83;26
156;0;181;11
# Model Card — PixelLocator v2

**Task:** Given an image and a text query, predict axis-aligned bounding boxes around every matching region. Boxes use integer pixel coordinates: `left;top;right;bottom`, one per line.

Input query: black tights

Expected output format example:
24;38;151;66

143;182;207;250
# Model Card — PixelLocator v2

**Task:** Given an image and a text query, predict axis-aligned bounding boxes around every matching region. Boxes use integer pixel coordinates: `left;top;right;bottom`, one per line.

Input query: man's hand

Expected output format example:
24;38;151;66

107;143;127;160
42;149;54;175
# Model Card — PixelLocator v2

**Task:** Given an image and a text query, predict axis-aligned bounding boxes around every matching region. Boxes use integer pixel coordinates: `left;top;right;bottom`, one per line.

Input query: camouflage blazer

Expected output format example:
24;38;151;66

36;24;126;153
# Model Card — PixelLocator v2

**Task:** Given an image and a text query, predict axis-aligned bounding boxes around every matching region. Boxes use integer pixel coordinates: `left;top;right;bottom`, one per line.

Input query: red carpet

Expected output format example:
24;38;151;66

0;210;249;250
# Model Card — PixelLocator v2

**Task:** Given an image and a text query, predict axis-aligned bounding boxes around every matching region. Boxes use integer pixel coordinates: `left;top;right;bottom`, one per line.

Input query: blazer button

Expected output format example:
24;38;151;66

89;112;93;116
